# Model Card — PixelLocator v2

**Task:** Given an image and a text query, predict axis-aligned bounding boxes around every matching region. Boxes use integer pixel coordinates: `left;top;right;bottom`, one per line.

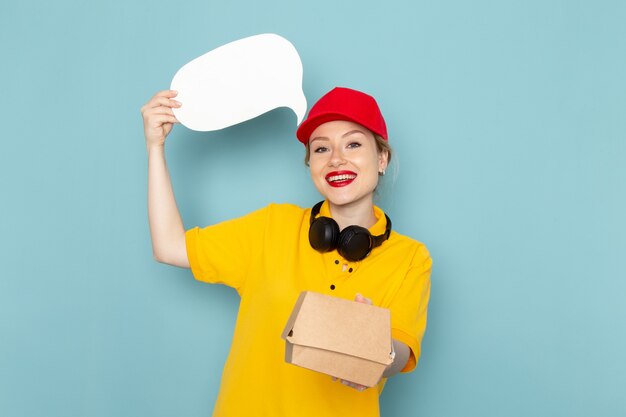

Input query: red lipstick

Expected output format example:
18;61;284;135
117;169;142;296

325;170;357;188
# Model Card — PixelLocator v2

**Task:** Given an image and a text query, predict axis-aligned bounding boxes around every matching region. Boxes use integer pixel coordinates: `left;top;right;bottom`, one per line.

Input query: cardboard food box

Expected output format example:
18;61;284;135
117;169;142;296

281;291;394;387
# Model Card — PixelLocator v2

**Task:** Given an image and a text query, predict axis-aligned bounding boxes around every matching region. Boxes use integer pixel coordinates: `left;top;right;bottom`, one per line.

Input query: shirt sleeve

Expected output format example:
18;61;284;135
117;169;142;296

185;206;270;293
389;244;432;373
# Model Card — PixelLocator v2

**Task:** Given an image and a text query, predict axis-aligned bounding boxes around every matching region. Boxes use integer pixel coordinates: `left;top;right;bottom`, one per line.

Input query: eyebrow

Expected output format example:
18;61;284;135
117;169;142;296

342;129;367;138
309;136;329;144
310;129;367;143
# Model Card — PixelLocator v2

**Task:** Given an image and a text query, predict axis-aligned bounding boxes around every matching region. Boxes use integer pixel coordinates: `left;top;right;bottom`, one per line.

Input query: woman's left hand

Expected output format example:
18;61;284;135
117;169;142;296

331;293;374;392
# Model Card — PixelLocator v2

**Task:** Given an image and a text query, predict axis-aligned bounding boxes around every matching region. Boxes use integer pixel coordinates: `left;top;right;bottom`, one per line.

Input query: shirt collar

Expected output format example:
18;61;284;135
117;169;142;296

318;200;388;236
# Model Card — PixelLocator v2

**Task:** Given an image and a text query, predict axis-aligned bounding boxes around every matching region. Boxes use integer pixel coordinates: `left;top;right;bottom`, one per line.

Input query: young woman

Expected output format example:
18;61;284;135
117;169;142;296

141;87;432;417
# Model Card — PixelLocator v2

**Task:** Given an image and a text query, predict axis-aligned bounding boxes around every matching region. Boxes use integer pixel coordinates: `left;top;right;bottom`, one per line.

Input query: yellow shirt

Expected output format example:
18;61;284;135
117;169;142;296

185;202;432;417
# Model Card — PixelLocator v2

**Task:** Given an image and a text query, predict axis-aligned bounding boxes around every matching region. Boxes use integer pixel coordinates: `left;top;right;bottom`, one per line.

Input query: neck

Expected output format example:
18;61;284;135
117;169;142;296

328;198;378;231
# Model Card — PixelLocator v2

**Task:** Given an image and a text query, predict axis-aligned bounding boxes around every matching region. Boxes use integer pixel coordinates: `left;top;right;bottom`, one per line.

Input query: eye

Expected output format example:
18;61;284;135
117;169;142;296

347;141;362;149
313;146;328;153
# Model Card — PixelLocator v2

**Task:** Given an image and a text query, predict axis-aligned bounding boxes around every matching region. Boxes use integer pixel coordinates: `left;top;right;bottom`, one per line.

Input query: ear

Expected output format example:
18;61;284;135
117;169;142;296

378;149;389;173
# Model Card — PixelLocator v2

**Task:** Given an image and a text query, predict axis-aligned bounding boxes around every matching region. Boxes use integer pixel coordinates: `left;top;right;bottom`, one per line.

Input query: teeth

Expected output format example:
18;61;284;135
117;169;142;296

328;174;356;182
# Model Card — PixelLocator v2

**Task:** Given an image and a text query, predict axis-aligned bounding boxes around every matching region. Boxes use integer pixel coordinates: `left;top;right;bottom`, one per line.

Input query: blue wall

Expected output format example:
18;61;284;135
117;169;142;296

1;1;625;416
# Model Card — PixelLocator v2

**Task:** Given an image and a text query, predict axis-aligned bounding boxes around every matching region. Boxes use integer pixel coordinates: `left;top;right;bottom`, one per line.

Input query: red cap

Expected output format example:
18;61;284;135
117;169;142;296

296;87;388;145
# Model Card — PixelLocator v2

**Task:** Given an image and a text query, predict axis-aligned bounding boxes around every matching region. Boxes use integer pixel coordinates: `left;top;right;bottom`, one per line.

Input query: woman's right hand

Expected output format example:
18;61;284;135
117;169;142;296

140;90;182;149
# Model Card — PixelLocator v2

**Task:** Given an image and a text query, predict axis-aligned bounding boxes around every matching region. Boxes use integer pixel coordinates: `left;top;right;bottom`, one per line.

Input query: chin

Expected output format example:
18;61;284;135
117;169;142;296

313;180;375;206
324;192;373;208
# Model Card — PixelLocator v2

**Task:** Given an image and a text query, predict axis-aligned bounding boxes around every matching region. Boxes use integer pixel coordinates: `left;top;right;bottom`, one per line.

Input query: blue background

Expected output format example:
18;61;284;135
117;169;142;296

1;1;625;416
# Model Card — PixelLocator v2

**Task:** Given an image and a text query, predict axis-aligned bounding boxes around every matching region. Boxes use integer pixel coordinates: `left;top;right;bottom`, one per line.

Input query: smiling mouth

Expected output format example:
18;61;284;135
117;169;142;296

325;171;357;187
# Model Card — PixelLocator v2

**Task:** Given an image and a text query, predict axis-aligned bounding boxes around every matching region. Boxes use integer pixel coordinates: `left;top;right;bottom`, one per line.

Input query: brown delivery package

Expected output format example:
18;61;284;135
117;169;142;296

281;291;394;387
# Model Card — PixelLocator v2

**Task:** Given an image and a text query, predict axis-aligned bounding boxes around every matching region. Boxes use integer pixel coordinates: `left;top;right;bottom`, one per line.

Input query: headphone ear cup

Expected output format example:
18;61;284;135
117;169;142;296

337;226;373;262
309;217;340;252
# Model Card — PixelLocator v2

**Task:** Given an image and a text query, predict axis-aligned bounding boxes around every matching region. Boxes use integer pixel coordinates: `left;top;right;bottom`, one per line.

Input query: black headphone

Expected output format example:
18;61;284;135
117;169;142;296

308;201;392;262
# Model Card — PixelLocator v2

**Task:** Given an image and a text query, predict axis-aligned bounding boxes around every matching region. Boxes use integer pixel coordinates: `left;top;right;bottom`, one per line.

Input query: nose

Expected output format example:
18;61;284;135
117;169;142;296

328;149;346;168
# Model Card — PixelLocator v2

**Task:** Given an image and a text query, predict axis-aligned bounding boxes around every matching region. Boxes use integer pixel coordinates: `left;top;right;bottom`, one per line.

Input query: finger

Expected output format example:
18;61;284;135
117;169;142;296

148;114;179;126
149;106;176;116
143;105;180;122
145;96;182;111
153;89;178;99
355;293;372;304
340;379;367;391
141;91;178;113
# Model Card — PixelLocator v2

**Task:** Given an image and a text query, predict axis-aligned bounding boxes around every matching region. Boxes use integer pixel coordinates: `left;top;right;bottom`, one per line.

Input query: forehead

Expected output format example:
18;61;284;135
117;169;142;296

309;120;373;142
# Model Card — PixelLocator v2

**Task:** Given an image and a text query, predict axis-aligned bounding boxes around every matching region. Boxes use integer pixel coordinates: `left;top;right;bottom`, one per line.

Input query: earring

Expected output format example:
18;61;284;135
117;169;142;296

378;169;386;176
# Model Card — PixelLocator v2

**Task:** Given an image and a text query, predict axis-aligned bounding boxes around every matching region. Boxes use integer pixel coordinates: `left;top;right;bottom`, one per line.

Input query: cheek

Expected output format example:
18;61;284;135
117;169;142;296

361;153;381;174
362;156;382;185
365;170;380;188
308;159;320;175
308;162;325;185
309;174;327;195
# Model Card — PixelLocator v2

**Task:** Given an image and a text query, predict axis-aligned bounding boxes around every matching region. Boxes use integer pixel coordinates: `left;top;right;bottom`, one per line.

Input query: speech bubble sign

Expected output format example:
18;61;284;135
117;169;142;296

170;33;307;132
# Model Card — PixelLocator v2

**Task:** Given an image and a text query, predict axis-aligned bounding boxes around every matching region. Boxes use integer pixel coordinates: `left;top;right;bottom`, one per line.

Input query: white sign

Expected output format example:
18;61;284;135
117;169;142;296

171;34;307;132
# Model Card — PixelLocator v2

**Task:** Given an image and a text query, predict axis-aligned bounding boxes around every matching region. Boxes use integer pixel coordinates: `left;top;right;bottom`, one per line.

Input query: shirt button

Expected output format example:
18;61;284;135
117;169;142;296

334;260;339;265
330;284;336;290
